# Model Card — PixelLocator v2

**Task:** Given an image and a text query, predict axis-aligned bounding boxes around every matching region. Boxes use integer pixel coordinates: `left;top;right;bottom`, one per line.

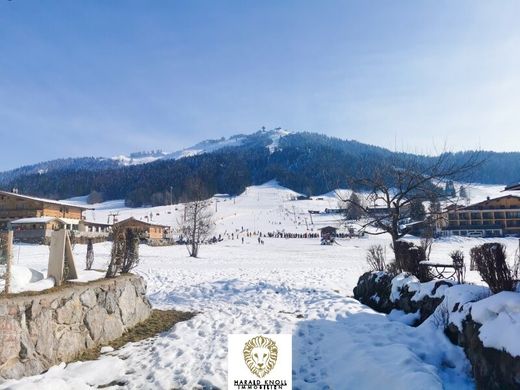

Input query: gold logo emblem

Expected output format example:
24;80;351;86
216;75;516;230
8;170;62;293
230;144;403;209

243;335;278;378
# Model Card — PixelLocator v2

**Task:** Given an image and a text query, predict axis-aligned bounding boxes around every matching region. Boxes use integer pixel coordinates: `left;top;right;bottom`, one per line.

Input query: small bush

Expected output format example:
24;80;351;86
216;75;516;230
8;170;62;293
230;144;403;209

513;246;520;281
470;243;515;294
106;228;141;278
366;244;386;271
121;229;140;273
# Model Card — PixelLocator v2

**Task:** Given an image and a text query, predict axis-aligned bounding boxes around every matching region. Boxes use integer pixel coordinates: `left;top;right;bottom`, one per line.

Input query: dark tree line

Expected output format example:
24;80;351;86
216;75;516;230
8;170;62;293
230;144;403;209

2;132;518;207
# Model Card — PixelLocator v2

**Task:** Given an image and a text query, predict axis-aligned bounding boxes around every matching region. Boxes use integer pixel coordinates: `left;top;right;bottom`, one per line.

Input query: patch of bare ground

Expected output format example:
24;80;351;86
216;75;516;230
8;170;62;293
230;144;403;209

75;309;195;362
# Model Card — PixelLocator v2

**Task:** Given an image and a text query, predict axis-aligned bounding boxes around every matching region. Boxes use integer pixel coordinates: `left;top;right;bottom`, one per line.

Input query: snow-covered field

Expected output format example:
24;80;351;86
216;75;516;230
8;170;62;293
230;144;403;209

2;182;519;389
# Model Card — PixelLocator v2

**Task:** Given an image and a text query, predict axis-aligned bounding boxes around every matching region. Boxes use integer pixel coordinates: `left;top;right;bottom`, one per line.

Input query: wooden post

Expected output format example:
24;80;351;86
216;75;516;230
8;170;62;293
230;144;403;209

4;230;13;294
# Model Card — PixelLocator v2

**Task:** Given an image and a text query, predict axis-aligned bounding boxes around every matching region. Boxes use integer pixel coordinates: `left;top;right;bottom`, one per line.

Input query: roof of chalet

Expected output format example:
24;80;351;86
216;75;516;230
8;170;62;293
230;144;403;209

456;194;520;211
318;225;339;231
11;217;80;225
81;220;112;227
113;217;169;229
0;190;92;210
10;217;62;224
505;182;520;191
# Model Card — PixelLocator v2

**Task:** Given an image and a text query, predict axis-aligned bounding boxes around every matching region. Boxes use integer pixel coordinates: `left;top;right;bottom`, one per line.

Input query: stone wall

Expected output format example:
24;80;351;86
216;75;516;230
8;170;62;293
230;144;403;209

0;274;151;379
446;310;520;389
353;271;453;324
354;271;520;388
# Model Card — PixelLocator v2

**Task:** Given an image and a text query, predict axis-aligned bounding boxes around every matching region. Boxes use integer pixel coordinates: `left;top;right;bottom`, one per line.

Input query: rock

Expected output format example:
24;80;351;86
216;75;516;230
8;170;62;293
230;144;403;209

31;309;55;359
56;297;82;324
80;290;97;308
84;306;107;341
99;290;118;315
0;316;21;365
353;271;395;314
100;346;114;353
133;298;152;325
102;315;124;343
118;283;137;325
56;326;86;361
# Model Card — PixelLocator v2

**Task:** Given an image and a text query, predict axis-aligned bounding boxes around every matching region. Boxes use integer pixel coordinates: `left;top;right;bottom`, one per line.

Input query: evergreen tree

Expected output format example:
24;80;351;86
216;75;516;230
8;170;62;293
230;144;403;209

409;199;426;221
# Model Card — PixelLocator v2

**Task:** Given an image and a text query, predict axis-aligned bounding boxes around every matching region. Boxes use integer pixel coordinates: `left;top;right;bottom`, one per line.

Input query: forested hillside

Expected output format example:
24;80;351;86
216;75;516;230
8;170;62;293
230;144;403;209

2;132;519;206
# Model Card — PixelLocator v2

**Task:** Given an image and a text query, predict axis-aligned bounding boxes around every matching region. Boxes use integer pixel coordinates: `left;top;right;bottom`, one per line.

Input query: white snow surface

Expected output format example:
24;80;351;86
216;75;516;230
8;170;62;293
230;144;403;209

390;273;420;302
471;291;520;357
1;239;475;389
411;279;454;302
6;181;520;389
423;284;491;332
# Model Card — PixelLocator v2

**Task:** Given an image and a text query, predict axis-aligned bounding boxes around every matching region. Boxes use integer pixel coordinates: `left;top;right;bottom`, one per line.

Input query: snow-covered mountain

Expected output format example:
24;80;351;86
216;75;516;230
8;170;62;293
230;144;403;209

0;128;291;182
111;128;291;166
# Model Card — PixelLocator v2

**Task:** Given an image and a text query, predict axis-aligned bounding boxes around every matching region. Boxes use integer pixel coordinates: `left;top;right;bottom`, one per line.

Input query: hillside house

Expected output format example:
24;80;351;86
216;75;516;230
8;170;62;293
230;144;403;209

444;195;520;237
318;226;338;238
10;217;66;244
113;217;170;244
0;190;89;228
78;220;112;241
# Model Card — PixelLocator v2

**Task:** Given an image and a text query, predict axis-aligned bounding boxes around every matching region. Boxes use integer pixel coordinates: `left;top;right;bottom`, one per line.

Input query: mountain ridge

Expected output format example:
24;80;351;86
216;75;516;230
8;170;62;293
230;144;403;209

2;130;520;206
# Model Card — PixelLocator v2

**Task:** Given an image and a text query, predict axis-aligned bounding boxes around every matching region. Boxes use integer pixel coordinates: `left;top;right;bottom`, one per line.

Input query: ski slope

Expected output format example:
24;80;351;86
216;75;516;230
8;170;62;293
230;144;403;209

2;181;518;389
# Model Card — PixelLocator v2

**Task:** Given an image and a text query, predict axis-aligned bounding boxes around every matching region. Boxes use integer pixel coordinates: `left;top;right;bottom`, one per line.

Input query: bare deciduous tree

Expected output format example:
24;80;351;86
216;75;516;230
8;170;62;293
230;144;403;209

178;180;214;258
337;151;482;262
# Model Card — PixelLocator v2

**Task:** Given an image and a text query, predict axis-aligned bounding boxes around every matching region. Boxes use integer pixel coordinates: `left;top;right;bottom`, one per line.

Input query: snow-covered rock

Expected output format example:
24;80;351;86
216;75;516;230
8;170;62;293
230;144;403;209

471;291;520;357
390;273;420;302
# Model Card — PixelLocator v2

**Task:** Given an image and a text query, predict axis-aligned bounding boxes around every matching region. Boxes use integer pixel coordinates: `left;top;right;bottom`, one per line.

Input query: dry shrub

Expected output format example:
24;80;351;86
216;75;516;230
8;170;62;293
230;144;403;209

470;243;514;294
366;244;386;272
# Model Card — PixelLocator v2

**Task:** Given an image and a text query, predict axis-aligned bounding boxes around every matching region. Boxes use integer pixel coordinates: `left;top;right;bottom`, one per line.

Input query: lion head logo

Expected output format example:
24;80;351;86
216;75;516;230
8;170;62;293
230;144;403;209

243;336;278;378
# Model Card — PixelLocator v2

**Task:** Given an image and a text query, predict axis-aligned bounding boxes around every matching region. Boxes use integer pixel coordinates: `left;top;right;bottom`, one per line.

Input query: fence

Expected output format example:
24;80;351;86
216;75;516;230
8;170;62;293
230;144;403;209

0;230;13;294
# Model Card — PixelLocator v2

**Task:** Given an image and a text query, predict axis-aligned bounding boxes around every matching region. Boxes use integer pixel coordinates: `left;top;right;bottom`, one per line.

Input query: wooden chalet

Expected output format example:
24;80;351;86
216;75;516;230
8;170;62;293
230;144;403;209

112;217;169;243
0;190;89;228
318;226;338;238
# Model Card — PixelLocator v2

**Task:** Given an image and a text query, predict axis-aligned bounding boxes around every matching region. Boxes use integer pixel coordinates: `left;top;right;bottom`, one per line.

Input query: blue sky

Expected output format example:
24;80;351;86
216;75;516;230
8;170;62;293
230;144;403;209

1;1;519;170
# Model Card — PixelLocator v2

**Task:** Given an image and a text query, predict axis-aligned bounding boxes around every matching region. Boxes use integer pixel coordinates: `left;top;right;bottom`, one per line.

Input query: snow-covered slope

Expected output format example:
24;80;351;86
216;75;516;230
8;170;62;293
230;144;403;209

7;181;520;388
111;128;291;166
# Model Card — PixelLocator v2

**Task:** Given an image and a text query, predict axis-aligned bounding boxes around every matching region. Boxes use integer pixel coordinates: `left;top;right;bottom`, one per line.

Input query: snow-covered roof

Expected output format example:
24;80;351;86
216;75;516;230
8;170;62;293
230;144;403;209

11;217;80;225
504;182;520;191
459;194;520;210
59;218;81;225
113;217;169;228
0;190;92;210
11;217;61;224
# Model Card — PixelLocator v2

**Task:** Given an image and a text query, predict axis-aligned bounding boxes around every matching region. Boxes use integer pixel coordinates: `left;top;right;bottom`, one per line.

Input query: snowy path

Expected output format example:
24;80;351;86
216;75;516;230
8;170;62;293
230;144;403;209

1;238;478;389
